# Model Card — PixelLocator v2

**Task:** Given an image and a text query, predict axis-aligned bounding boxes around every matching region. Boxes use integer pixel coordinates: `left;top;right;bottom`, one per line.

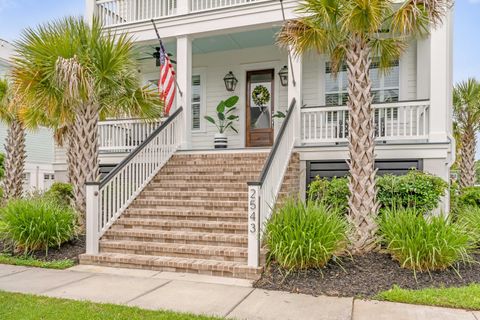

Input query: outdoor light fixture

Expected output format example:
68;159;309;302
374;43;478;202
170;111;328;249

278;65;289;87
223;71;238;92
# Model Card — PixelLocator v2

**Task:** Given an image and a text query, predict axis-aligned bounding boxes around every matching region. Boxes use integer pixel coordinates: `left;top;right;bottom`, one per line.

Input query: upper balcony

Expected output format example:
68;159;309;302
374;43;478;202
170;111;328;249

92;0;298;40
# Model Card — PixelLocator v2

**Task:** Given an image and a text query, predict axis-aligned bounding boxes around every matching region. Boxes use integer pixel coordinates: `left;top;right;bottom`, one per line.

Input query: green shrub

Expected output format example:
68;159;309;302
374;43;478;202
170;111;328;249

458;187;480;208
45;182;74;208
456;206;480;245
0;197;77;254
377;170;448;213
265;198;349;270
308;170;448;214
378;207;474;273
307;177;349;212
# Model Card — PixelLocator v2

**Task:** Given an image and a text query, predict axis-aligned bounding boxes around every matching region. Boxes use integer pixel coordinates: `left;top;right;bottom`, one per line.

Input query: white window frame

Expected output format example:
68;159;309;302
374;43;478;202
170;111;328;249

324;59;400;107
191;68;207;133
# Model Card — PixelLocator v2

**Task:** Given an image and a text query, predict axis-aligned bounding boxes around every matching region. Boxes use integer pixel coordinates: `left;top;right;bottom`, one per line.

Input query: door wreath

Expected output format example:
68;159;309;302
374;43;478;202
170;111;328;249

252;85;271;107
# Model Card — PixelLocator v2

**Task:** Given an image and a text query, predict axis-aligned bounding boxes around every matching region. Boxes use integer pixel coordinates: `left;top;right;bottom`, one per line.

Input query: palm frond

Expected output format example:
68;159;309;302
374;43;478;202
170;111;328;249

369;37;407;72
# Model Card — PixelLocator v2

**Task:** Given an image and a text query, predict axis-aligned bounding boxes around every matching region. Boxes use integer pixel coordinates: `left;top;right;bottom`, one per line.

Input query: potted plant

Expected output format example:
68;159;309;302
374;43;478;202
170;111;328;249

204;96;239;149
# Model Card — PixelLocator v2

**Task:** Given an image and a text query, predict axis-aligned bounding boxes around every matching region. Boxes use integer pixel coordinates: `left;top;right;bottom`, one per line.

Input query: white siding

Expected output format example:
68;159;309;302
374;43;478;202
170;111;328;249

301;40;418;107
0;126;54;164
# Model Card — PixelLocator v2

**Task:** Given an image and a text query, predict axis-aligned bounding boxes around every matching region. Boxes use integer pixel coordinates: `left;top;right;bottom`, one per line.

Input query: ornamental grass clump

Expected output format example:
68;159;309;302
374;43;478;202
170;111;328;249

456;206;480;246
0;197;78;255
265;198;349;271
379;208;474;273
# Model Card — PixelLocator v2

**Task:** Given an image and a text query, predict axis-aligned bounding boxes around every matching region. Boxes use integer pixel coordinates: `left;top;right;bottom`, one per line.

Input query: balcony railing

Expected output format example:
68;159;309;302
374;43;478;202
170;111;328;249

96;0;267;27
98;118;163;152
301;100;430;144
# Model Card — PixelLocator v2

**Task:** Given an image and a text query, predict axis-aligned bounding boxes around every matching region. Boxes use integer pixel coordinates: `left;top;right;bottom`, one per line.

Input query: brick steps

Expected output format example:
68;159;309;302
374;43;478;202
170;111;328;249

138;190;247;201
79;253;262;280
99;240;249;262
80;151;299;280
103;229;248;247
124;209;247;222
113;218;247;234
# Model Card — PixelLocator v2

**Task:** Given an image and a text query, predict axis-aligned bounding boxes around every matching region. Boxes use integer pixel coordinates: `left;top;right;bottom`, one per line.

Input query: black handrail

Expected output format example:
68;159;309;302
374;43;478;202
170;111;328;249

248;98;296;186
97;107;183;189
300;98;430;109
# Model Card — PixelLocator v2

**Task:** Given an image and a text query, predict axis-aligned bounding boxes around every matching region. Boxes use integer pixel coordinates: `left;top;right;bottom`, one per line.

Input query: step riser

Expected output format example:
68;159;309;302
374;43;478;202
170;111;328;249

124;213;246;223
112;224;247;234
79;256;261;280
103;234;247;248
99;245;248;263
132;203;247;211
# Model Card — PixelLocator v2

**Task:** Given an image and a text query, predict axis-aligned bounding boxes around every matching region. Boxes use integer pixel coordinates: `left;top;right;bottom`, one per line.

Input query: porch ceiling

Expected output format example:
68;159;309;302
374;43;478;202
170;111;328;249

135;27;280;63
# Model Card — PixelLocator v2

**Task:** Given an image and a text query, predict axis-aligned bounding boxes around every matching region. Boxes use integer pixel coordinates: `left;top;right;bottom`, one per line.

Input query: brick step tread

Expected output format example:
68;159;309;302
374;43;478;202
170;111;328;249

139;190;247;198
146;182;248;190
152;174;259;181
165;161;266;167
79;253;262;280
125;208;247;218
99;240;250;258
114;218;247;231
171;153;268;159
124;209;247;222
132;199;247;208
159;167;264;174
103;229;248;246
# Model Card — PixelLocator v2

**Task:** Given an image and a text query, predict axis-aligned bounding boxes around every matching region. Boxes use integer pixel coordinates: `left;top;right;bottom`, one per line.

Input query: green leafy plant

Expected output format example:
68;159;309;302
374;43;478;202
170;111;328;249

45;182;74;208
204;96;239;134
377;170;448;213
0;196;78;255
456;206;480;245
458;186;480;208
308;176;350;212
378;207;474;273
308;170;448;214
265;198;349;270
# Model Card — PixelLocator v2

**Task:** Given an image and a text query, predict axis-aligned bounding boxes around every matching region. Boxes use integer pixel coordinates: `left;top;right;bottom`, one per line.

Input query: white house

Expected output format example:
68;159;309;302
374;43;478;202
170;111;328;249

0;39;56;192
79;0;455;279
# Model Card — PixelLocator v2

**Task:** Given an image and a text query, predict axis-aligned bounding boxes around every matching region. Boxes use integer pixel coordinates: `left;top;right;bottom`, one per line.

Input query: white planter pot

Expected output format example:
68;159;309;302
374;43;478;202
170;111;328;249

214;133;228;149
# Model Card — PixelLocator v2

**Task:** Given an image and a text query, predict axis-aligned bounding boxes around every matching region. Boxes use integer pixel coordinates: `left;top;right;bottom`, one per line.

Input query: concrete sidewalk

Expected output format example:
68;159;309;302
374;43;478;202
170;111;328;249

0;264;477;320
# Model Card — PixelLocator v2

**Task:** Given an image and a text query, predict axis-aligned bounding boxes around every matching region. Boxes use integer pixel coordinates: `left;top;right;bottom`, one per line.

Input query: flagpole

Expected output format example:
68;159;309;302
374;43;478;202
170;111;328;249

151;19;184;97
279;0;296;87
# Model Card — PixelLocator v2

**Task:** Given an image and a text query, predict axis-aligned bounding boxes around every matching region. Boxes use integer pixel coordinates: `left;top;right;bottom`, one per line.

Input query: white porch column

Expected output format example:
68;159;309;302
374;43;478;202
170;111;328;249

288;52;303;144
428;13;452;143
85;0;96;24
176;35;192;149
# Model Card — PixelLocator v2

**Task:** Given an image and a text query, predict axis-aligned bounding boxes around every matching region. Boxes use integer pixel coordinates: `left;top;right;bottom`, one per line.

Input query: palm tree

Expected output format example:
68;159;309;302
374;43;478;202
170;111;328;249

453;78;480;188
12;17;163;225
0;78;26;201
278;0;451;253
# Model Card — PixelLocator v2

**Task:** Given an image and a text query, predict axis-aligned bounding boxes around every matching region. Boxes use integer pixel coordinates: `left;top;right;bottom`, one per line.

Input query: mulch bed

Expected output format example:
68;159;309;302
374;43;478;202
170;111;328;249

254;252;480;298
0;235;86;264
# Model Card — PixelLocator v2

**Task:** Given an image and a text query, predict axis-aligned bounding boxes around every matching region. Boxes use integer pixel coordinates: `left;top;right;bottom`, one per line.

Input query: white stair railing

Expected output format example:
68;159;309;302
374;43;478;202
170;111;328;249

98;118;163;153
301;100;430;144
86;107;183;254
247;99;297;268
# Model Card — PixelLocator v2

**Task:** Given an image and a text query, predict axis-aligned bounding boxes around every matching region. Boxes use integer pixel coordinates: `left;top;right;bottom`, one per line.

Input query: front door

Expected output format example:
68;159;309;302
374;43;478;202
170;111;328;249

246;69;275;147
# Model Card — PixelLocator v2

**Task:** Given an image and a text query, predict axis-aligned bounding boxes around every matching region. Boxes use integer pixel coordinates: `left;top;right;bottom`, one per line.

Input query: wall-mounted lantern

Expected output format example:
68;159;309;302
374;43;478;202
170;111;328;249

223;71;238;92
278;65;288;87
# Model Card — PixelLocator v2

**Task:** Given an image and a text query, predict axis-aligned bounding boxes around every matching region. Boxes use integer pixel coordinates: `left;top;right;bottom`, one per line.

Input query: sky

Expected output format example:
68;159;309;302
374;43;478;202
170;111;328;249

0;1;479;148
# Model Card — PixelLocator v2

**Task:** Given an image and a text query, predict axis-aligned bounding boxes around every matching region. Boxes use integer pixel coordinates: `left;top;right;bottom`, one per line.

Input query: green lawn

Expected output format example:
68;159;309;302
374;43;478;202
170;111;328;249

0;291;221;320
375;284;480;310
0;254;74;269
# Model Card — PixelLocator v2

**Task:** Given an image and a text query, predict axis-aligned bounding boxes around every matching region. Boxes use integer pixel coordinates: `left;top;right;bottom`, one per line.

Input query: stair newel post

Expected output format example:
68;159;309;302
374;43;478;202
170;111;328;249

247;182;261;268
86;182;100;255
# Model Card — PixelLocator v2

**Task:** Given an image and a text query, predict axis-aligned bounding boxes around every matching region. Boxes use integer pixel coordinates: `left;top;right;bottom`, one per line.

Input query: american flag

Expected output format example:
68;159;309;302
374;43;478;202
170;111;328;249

158;43;176;116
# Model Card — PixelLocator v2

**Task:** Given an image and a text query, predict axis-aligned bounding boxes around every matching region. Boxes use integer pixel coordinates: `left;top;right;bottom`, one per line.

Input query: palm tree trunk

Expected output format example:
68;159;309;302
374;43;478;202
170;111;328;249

69;102;100;228
459;126;476;188
345;36;378;254
3;119;26;201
